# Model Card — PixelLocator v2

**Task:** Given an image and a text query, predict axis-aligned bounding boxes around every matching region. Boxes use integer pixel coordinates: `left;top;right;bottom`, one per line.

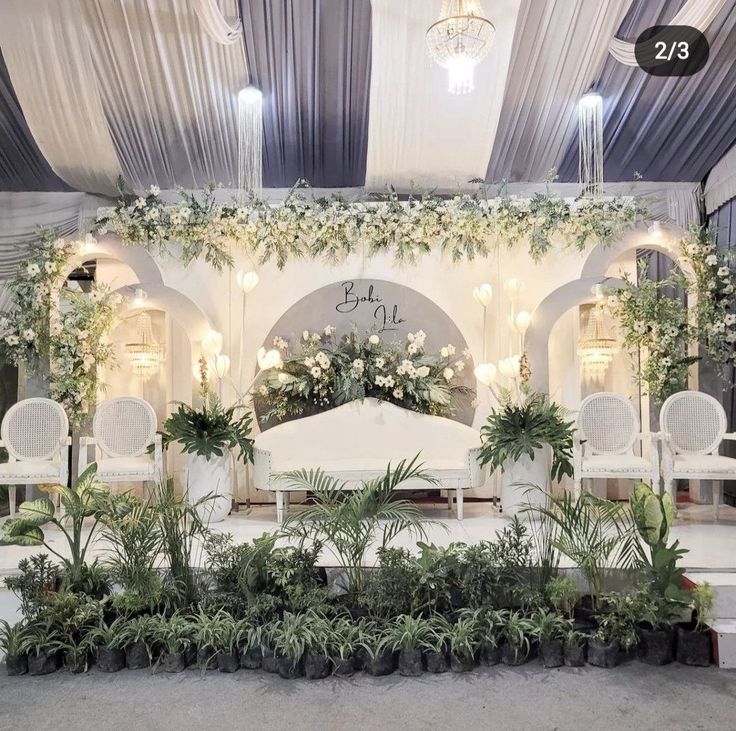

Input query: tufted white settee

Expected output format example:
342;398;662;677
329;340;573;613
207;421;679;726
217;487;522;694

252;398;484;523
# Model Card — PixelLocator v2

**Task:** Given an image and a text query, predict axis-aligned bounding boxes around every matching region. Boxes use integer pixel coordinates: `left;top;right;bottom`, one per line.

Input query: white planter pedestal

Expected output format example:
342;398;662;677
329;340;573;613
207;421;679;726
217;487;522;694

187;452;232;523
501;445;551;519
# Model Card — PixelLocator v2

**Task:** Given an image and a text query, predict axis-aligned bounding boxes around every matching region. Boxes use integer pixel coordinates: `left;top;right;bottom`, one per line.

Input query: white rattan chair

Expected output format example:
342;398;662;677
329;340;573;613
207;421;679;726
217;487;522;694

660;391;736;518
79;397;164;488
573;392;658;497
0;398;70;515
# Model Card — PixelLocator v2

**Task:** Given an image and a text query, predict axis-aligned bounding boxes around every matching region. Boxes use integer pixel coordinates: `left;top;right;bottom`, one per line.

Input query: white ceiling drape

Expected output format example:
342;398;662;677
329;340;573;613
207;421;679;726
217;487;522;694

609;0;729;66
364;0;522;191
0;0;124;196
80;0;248;190
192;0;242;45
486;0;632;183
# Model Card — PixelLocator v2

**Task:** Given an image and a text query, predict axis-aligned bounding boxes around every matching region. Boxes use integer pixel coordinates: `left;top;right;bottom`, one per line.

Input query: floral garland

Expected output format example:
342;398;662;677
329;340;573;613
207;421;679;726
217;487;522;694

605;260;696;401
255;326;474;423
679;226;736;366
0;232;120;423
96;180;647;271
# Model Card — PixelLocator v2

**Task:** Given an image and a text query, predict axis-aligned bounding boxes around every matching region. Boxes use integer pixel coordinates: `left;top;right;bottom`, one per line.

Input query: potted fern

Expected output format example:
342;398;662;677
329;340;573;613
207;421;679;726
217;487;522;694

88;618;127;673
0;620;30;676
478;391;574;518
162;369;254;523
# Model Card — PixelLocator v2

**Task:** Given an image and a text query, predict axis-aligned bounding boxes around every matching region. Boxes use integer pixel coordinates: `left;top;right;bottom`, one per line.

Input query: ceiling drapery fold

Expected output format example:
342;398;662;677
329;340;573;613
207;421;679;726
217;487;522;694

0;0;124;195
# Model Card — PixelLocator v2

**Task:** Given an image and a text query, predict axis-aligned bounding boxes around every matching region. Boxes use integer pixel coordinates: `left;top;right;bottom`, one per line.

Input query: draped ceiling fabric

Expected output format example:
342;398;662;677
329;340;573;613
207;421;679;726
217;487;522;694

81;0;248;190
705;144;736;214
557;0;736;183
240;0;372;188
0;0;124;196
365;0;521;191
486;0;633;184
0;51;69;193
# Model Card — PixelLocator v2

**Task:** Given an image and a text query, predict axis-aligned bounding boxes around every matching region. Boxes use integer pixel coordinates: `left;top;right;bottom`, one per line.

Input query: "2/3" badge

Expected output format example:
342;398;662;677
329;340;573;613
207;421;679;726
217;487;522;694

634;25;709;77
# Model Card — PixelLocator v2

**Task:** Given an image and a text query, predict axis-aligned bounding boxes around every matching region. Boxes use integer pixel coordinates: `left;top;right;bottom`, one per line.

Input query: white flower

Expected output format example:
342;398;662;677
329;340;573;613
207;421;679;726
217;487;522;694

375;357;385;369
22;329;35;341
44;262;54;274
352;358;364;373
324;325;336;336
258;385;269;396
407;343;418;355
443;367;454;382
392;388;404;399
368;334;380;345
706;254;718;266
440;347;449;358
149;185;160;196
273;336;288;350
277;372;290;384
304;357;315;368
310;366;322;378
718;266;730;278
27;262;40;276
415;366;430;378
5;335;19;346
303;330;310;341
725;314;736;326
455;360;465;372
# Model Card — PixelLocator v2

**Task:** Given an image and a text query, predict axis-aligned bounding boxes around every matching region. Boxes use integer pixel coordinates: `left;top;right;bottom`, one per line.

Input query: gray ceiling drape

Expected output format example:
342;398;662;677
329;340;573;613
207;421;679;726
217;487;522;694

239;0;372;188
0;50;69;192
556;0;736;182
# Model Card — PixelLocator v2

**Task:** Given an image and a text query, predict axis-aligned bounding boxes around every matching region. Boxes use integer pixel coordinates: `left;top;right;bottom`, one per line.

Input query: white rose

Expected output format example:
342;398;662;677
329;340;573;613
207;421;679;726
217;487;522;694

369;334;380;345
443;367;454;382
149;185;160;196
415;366;430;377
706;255;718;266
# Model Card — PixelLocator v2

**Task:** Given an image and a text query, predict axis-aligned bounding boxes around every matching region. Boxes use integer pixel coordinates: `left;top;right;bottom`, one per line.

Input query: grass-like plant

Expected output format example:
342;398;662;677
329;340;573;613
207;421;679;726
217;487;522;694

280;456;436;596
387;615;433;652
501;611;534;659
692;582;715;632
478;391;575;481
529;608;571;643
270;612;315;667
150;612;195;655
0;620;31;658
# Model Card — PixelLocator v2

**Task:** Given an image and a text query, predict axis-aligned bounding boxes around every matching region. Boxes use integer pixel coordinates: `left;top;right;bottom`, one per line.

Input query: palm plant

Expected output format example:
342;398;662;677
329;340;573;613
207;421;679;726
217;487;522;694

280;456;437;595
527;491;641;610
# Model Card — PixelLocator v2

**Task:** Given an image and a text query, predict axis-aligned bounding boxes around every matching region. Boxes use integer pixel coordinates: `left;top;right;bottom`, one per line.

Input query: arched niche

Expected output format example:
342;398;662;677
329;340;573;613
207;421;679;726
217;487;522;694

526;276;625;393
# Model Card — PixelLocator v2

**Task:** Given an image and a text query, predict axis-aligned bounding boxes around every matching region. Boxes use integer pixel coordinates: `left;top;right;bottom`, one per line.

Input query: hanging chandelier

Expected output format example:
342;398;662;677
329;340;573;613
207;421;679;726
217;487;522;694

125;311;165;381
578;305;617;384
426;1;495;94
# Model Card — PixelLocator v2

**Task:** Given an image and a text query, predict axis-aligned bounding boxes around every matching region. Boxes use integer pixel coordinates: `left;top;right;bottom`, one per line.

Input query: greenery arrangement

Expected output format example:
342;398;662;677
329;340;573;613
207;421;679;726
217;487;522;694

256;326;473;423
478;390;575;482
0;231;120;422
96;178;646;271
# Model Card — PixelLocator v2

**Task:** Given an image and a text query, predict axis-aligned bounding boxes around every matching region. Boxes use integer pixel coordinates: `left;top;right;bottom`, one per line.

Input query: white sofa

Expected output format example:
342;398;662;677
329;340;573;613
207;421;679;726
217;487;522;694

252;398;484;523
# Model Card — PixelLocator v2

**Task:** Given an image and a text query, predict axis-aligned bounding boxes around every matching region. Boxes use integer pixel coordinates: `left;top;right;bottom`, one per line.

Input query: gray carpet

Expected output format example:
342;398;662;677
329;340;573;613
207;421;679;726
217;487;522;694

1;662;735;731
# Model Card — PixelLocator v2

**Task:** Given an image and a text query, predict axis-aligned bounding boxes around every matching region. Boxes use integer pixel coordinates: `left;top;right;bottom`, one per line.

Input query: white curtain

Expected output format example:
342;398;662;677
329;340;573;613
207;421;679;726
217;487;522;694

80;0;248;190
705;144;736;214
0;192;107;280
365;0;522;191
609;0;729;66
0;0;124;196
193;0;242;45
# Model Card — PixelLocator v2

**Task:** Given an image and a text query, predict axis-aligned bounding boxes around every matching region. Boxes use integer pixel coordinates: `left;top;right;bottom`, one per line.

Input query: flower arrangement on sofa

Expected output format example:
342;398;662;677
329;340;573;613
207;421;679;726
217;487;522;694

255;326;474;423
97;178;646;271
0;232;120;422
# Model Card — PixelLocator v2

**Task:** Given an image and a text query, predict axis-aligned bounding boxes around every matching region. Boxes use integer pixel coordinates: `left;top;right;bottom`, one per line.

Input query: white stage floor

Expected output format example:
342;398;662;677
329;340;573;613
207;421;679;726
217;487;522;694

2;500;736;576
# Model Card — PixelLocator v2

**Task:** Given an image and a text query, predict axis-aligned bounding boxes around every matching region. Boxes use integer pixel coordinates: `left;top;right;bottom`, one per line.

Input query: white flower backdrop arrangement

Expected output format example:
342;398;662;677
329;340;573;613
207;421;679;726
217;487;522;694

0;232;120;423
679;225;736;367
96;177;646;271
605;260;697;402
255;326;474;423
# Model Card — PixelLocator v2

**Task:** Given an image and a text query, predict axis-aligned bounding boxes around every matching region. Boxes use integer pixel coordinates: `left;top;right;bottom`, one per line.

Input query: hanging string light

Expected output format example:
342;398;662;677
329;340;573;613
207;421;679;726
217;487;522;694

238;85;263;201
578;91;604;197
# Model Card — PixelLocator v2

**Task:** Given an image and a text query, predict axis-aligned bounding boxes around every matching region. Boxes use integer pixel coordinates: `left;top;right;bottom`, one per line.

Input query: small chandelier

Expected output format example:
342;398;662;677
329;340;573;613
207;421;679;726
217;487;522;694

125;311;165;381
578;306;617;384
426;1;495;94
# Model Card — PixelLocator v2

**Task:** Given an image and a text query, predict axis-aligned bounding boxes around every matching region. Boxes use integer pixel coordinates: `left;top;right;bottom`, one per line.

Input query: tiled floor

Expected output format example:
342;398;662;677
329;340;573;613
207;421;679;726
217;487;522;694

2;500;736;575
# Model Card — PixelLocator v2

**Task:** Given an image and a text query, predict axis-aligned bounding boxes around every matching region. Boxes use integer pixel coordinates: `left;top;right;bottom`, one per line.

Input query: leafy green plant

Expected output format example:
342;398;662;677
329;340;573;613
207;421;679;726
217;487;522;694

270;612;314;666
448;616;481;663
0;620;31;658
692;582;715;632
594;592;641;650
530;608;571;643
360;547;417;618
118;615;156;653
281;456;435;596
18;622;63;659
478;391;575;481
529;491;640;610
412;542;461;615
4;554;60;619
388;615;433;652
630;482;689;602
328;616;361;660
501;612;534;655
460;608;507;652
161;394;254;462
150;613;195;655
545;576;578;619
87;617;128;650
0;465;133;591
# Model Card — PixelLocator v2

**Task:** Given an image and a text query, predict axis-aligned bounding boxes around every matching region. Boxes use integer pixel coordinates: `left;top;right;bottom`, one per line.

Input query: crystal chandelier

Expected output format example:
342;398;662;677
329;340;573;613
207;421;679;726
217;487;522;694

578;306;617;384
426;1;495;94
125;311;165;381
